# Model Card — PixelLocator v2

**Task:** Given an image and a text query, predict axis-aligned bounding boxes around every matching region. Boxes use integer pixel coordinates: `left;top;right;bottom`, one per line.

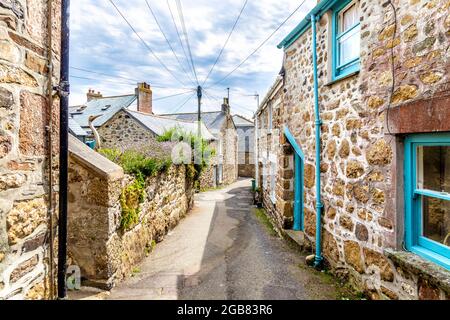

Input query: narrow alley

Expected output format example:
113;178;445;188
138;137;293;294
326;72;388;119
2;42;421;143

103;179;341;300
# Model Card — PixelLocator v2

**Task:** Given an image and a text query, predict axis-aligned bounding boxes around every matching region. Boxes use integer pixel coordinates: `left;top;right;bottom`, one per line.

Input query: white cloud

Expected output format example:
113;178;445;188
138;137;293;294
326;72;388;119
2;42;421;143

70;0;316;118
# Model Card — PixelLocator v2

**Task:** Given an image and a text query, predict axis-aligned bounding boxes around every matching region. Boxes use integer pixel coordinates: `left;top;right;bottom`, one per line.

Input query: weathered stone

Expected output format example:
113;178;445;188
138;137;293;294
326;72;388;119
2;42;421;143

332;124;341;136
412;37;436;54
10;255;39;283
363;248;394;282
419;71;443;84
0;86;14;109
22;232;46;253
418;279;440;300
25;281;48;300
0;173;26;191
304;164;315;188
391;85;418;103
368;96;384;109
0;0;24;19
372;48;385;58
404;57;422;68
403;25;418;42
0;39;21;63
332;179;345;197
338;140;350;158
386;38;401;49
7;198;48;245
0;64;38;87
378;24;396;41
378;217;393;230
366;140;393;166
304;208;316;237
344;241;364;273
346;161;365;179
323;230;339;263
327;206;336;220
381;286;399;300
327;140;336;158
0;133;12;158
372;188;385;205
346;119;362;130
25;51;48;75
400;14;414;26
355;223;369;241
0;251;5;263
7;160;35;171
8;31;45;56
340;215;354;231
353;185;370;203
19;91;49;156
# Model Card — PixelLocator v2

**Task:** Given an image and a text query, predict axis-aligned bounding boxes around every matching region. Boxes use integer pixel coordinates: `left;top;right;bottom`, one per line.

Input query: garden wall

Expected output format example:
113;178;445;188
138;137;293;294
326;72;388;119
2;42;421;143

68;136;194;289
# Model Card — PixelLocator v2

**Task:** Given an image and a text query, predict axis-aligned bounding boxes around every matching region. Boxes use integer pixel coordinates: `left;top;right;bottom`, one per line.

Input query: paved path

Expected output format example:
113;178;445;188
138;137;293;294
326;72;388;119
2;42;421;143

107;179;340;300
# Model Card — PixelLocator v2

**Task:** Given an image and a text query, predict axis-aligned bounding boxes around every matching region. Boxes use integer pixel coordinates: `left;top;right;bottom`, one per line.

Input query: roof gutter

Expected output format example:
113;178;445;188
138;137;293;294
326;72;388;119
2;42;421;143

277;0;338;50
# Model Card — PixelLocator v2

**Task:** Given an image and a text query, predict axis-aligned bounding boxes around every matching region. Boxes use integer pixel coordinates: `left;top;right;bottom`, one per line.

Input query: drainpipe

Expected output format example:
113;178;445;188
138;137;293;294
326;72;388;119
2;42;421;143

46;0;55;300
311;14;323;268
57;0;70;300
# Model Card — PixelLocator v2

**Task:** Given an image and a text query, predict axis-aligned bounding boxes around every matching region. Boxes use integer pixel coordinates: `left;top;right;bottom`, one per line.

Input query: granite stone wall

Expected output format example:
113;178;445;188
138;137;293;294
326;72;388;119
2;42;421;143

261;0;450;300
0;0;61;300
68;139;194;289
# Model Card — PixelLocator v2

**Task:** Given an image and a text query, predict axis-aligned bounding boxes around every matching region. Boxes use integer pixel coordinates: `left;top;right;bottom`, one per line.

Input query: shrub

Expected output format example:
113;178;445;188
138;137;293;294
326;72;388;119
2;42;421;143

120;173;145;230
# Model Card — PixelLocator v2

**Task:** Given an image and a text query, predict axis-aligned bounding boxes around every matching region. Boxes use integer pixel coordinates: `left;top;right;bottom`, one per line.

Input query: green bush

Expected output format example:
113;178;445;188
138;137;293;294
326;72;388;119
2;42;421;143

120;174;145;230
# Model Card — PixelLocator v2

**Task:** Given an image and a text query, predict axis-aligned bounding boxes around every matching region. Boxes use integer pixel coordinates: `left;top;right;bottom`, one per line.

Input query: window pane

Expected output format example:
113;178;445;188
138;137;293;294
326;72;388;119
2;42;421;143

422;196;450;247
417;146;450;193
339;25;360;66
341;4;358;32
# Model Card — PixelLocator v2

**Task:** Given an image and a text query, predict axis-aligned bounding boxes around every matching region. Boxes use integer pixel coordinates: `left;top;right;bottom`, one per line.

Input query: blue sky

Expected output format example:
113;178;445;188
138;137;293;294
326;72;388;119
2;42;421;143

69;0;314;119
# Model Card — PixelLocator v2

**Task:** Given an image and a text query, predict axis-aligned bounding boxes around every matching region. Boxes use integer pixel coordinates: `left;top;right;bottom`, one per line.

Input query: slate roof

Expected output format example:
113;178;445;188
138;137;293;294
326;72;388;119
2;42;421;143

233;115;254;127
160;111;228;136
69;117;88;137
125;110;216;141
70;95;137;128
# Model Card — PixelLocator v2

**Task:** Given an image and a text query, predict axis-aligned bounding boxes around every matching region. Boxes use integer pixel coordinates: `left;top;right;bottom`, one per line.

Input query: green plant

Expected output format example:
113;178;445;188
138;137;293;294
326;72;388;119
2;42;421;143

120;174;146;231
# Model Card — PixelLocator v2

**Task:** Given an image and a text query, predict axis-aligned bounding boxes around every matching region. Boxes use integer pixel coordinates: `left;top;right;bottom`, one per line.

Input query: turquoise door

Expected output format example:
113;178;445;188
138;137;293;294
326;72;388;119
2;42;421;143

294;153;304;231
285;127;305;231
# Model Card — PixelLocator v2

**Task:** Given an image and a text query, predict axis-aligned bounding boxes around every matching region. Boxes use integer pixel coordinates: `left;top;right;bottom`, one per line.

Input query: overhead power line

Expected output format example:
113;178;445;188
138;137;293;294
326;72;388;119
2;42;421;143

170;92;196;113
70;75;136;86
166;0;197;84
207;0;308;89
202;0;249;86
153;90;195;102
70;66;188;89
108;0;188;88
145;0;196;86
175;0;199;85
203;89;254;114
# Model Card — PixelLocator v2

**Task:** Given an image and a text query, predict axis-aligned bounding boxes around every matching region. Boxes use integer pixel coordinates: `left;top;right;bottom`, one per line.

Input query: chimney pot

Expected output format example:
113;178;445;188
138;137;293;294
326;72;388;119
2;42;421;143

87;89;103;102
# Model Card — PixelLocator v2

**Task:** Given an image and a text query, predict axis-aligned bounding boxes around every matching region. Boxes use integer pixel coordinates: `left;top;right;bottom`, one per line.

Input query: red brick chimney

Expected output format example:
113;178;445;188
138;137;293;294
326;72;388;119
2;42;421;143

87;89;103;102
136;82;153;114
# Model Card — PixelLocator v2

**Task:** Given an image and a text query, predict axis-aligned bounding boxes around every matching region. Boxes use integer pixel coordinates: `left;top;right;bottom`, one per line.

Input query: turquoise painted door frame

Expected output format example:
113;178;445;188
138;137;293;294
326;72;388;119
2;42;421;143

284;127;305;231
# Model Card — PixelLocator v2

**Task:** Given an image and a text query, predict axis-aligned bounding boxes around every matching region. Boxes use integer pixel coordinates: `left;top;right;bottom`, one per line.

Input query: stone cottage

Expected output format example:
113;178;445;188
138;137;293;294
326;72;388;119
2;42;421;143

233;114;255;178
0;0;61;299
256;77;284;224
257;0;450;299
162;98;239;187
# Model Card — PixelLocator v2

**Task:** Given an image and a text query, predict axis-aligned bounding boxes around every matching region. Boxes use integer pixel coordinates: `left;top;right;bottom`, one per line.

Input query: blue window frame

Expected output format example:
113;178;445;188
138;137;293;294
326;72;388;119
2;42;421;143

284;126;305;231
331;0;360;80
405;133;450;270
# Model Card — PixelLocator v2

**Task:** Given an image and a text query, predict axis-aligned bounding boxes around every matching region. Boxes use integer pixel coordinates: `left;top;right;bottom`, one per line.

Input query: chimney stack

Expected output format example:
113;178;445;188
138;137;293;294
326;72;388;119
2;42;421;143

222;97;230;115
136;82;153;114
87;89;103;102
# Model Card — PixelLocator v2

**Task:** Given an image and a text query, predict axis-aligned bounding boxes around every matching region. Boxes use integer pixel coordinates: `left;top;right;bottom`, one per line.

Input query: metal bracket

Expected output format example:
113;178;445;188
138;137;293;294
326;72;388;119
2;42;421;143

54;81;70;98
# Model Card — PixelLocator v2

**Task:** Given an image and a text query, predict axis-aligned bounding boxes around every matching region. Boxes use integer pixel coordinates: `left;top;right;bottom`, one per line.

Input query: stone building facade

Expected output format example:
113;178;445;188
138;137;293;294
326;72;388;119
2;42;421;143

233;115;255;178
0;0;61;300
258;0;450;299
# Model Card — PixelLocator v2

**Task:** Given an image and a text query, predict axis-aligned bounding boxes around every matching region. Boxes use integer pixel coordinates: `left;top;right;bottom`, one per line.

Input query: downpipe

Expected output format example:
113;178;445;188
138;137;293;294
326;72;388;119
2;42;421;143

311;14;323;269
57;0;70;300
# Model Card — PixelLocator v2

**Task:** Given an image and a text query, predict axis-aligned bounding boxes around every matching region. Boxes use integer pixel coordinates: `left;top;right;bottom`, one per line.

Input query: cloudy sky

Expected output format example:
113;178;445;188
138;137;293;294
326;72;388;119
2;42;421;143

69;0;315;118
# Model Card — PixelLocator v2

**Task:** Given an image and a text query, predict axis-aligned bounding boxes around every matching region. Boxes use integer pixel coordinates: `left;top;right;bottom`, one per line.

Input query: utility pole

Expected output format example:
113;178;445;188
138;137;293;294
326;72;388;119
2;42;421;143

227;87;230;103
197;85;202;138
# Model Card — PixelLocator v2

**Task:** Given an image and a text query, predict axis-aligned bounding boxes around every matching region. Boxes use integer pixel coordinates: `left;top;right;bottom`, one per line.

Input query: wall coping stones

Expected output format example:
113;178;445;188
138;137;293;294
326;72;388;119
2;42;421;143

68;134;123;181
385;249;450;295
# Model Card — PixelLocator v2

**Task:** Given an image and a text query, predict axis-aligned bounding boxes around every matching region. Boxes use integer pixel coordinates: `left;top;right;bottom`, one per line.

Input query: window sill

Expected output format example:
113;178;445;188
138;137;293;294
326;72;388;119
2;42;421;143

385;249;450;294
325;70;360;87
